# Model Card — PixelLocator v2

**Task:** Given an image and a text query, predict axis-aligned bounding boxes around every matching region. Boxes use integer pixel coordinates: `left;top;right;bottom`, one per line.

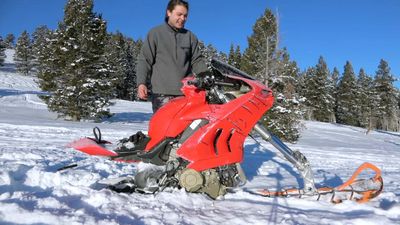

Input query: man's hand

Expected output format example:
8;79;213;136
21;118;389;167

137;84;148;100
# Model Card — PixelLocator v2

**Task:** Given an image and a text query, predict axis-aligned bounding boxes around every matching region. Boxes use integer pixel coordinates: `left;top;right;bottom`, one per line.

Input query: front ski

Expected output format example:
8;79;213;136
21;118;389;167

68;137;117;157
67;127;146;163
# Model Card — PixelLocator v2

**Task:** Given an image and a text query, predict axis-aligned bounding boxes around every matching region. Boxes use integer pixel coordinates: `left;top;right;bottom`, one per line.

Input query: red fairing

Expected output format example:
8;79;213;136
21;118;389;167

145;75;274;171
68;138;118;157
145;79;208;150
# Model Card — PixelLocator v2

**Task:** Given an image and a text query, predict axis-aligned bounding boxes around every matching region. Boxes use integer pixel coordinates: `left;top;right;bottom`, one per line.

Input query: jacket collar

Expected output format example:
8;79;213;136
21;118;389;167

164;22;186;34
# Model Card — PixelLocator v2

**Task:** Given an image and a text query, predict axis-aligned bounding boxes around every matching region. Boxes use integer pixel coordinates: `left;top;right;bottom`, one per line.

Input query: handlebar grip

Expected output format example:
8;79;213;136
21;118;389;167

214;81;235;87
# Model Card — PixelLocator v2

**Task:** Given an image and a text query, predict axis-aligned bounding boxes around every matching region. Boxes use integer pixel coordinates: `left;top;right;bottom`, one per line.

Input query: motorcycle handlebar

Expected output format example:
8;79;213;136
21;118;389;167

187;79;201;87
214;81;236;87
187;77;235;89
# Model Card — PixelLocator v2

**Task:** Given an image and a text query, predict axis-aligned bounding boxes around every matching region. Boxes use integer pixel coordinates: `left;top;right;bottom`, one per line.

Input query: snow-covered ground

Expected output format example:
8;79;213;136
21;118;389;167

0;49;399;225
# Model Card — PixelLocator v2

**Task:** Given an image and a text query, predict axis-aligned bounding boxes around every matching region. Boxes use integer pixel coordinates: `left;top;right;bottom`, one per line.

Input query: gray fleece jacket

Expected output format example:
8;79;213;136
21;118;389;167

136;23;208;95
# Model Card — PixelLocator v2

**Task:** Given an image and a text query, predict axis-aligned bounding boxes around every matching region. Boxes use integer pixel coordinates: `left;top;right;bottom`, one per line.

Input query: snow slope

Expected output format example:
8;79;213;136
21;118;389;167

0;49;399;225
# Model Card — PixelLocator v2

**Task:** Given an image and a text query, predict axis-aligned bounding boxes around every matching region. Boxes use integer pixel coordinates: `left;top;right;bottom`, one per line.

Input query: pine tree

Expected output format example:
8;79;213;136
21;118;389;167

218;51;228;63
14;30;34;75
227;44;242;69
262;49;303;141
240;8;278;83
199;42;226;69
32;26;53;75
35;28;60;93
124;38;140;101
198;41;212;68
331;67;340;88
5;34;15;48
105;32;139;100
227;44;235;66
336;61;359;126
373;59;399;131
397;89;400;131
131;39;142;100
299;67;316;120
240;9;301;141
356;69;375;129
234;45;241;70
0;36;6;67
330;68;340;98
105;32;127;99
42;0;112;121
329;67;340;122
302;56;335;122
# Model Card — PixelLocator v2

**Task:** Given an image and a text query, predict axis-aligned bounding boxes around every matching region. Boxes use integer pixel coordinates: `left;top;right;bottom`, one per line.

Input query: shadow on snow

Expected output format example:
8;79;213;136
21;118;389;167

242;143;308;190
105;112;153;123
242;142;348;190
0;88;48;97
0;63;16;73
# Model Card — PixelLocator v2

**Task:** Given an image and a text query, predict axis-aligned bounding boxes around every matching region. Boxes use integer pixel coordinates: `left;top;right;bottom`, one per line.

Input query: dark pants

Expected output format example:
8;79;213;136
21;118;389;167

151;94;178;113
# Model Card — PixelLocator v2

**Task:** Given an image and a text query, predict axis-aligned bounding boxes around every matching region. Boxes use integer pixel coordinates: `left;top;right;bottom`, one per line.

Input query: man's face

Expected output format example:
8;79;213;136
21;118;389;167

167;5;188;29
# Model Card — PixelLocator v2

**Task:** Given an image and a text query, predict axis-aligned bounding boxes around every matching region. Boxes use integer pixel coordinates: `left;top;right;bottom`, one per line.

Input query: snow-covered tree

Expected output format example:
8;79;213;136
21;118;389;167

5;33;15;48
199;42;227;69
105;32;140;100
105;32;128;99
356;69;375;129
240;8;278;83
0;36;6;66
14;30;34;75
33;25;62;95
32;26;53;75
262;49;303;141
228;44;235;66
42;0;113;121
234;45;242;70
373;59;399;131
397;89;400;131
228;44;242;69
336;61;359;126
124;38;142;101
301;56;335;122
328;67;340;122
298;67;315;120
131;39;143;100
35;28;60;93
239;9;301;141
331;67;340;89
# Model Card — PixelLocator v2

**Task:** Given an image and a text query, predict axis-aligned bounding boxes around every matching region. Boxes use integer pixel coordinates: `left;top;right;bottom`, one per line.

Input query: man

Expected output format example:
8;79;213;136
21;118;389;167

136;0;208;113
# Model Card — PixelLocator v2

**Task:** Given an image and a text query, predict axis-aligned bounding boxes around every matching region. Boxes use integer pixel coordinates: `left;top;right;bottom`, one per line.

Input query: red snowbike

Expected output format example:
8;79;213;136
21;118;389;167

69;59;383;202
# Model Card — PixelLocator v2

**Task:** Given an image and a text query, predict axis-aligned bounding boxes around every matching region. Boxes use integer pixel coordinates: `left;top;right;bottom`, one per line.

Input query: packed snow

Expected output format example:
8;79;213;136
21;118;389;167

0;49;399;225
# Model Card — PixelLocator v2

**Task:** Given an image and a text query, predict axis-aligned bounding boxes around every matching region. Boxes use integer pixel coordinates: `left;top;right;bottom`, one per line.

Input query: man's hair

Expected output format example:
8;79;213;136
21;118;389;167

165;0;189;22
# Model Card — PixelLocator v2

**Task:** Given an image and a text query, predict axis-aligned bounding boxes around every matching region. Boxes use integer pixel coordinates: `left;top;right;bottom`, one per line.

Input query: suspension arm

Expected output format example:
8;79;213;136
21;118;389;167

253;123;317;194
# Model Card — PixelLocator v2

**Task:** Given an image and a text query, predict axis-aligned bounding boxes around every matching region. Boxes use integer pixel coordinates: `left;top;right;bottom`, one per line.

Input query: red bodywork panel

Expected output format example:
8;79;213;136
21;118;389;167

145;75;274;171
